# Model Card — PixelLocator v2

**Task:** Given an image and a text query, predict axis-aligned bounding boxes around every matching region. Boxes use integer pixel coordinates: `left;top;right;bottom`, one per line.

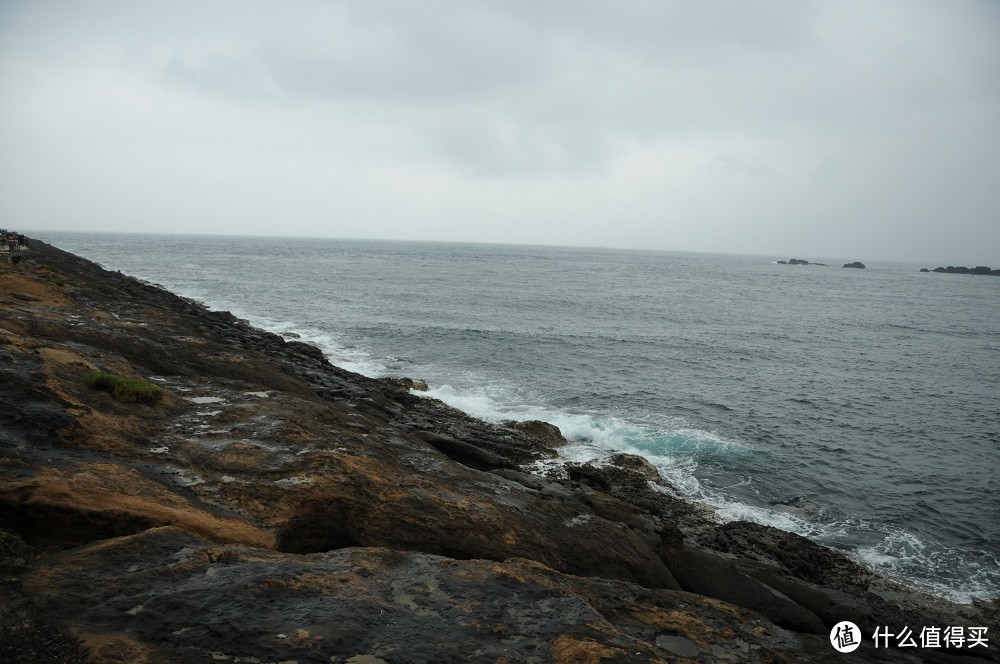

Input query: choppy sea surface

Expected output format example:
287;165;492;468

38;232;999;602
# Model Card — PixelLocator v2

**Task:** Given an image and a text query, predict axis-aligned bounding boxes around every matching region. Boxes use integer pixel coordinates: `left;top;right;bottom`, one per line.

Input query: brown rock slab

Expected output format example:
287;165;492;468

0;463;272;549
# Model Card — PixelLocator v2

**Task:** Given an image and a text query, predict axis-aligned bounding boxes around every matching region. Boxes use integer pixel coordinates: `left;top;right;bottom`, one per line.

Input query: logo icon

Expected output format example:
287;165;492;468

831;621;861;653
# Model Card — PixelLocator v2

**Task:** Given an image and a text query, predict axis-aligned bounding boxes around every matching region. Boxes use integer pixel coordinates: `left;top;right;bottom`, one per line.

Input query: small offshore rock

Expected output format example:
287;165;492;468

928;264;999;276
842;261;865;269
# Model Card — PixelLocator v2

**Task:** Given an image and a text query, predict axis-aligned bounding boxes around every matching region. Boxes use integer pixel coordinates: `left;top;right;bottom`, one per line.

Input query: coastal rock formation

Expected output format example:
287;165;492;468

778;258;827;266
25;526;836;664
503;419;568;450
843;262;866;269
2;238;997;663
924;265;1000;276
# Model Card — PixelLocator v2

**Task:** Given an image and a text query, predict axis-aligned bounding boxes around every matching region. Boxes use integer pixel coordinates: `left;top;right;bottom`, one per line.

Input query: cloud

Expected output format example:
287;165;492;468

1;0;998;261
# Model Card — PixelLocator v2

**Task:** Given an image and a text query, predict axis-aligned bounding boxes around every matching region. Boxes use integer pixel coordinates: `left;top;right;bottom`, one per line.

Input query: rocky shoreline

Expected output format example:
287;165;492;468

1;238;996;663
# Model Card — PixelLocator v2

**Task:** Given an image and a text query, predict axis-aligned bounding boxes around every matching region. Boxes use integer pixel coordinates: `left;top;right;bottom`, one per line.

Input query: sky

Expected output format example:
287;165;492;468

1;1;998;263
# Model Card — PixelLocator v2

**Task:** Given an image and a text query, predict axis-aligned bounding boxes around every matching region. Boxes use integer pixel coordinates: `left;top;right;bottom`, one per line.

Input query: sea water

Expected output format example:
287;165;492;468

37;232;1000;602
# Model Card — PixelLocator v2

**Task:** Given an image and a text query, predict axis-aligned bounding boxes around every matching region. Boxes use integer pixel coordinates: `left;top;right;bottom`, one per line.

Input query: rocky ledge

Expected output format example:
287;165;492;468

2;239;996;663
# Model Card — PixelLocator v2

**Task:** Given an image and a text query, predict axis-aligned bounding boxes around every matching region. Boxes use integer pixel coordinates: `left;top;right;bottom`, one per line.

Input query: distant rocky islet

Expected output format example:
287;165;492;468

920;265;1000;276
777;258;866;268
778;258;1000;275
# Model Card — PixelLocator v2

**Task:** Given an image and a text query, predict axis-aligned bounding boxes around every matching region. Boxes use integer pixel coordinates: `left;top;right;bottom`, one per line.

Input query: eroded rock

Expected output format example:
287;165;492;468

26;527;860;664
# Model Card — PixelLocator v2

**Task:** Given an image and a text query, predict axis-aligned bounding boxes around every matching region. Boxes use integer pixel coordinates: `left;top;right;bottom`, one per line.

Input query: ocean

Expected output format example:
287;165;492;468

36;232;1000;603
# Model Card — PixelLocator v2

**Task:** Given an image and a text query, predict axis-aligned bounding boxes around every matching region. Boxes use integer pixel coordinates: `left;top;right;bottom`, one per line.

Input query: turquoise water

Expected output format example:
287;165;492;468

38;232;1000;602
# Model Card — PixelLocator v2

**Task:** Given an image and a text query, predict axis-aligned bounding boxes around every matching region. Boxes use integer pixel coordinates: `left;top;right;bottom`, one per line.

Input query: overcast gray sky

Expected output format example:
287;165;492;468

1;1;998;262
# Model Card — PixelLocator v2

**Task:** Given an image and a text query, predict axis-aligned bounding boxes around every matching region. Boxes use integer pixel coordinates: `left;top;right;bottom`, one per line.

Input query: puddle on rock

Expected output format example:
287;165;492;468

187;396;225;405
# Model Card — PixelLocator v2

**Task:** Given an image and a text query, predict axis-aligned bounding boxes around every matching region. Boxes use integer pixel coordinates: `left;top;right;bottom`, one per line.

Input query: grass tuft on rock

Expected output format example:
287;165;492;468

52;276;82;287
84;371;165;404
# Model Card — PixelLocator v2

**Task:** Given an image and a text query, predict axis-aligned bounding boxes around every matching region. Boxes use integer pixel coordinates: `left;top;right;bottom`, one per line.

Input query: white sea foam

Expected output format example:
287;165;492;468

257;321;387;377
852;528;999;603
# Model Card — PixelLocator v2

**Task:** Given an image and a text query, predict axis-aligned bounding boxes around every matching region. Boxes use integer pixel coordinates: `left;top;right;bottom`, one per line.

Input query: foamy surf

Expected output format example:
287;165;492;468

410;374;996;604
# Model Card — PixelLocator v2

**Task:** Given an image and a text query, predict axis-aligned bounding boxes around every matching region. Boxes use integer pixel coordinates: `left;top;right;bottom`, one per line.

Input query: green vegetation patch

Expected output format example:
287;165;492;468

84;370;165;404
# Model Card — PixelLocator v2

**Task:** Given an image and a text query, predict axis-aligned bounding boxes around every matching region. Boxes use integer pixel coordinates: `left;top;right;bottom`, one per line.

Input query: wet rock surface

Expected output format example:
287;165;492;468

2;238;997;663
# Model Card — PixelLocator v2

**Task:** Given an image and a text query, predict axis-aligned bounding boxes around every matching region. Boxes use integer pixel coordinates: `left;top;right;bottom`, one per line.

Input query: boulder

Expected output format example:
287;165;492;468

607;453;663;482
502;419;567;449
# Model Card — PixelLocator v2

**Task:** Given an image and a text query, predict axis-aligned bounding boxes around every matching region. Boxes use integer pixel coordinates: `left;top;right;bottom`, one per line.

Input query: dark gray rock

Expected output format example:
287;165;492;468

502;419;567;449
661;546;827;634
413;430;516;471
929;265;997;276
736;559;869;628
